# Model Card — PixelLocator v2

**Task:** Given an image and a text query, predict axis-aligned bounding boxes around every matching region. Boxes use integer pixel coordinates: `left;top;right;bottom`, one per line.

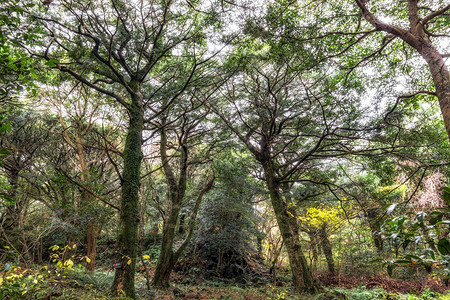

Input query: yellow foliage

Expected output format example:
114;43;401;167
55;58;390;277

298;205;344;229
377;184;407;199
64;259;74;269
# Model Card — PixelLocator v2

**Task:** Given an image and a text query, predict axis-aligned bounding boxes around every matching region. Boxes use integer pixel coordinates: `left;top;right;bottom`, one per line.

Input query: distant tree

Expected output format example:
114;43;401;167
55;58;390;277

193;150;264;280
151;101;215;287
0;107;56;261
42;83;119;272
213;56;364;291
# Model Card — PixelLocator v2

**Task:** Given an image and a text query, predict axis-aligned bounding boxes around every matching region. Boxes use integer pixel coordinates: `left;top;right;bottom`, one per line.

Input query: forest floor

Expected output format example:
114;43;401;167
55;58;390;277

3;264;450;299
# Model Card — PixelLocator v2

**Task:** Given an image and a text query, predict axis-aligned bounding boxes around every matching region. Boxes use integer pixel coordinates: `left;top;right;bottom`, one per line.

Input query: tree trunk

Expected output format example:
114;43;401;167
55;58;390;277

319;225;335;274
355;0;450;139
307;230;318;272
366;209;383;252
417;44;450;139
263;161;314;292
75;137;99;273
152;200;181;288
371;226;383;252
86;221;97;272
178;213;185;234
111;97;144;299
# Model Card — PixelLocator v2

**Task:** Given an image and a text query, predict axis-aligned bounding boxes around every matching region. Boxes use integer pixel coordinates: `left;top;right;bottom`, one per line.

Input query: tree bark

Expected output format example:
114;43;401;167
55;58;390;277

417;44;450;139
151;122;214;288
319;225;335;274
85;220;97;272
151;202;180;288
354;0;450;139
152;120;186;288
307;230;318;272
111;93;144;299
76;144;97;273
263;161;314;292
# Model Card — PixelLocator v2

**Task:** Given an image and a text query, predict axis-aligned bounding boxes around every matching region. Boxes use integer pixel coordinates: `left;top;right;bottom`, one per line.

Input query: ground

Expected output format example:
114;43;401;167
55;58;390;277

2;263;450;299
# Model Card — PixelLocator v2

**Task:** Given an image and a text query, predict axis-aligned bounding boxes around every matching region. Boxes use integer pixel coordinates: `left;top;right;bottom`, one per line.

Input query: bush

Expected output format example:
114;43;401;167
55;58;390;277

314;286;397;300
0;265;48;299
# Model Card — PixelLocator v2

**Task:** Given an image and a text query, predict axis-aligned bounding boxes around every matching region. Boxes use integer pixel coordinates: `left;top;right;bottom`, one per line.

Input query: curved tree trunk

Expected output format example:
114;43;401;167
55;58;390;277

111;96;144;299
263;161;314;292
355;0;450;140
417;44;450;139
151;122;215;288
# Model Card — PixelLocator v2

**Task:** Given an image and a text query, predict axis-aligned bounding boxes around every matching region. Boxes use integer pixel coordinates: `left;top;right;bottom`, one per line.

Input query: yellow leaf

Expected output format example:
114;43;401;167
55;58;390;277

85;257;91;263
142;255;150;259
65;259;74;269
127;259;132;265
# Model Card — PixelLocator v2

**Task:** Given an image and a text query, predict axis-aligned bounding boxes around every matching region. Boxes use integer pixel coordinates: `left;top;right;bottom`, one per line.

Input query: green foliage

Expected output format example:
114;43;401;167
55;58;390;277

378;193;450;281
0;266;48;299
193;150;263;279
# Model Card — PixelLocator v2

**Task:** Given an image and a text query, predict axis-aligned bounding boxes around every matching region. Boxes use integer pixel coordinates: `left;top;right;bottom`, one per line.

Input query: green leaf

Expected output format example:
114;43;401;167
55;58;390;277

437;238;450;255
416;212;426;224
45;59;58;68
443;187;450;205
394;259;411;264
429;212;444;225
424;249;435;260
387;263;395;277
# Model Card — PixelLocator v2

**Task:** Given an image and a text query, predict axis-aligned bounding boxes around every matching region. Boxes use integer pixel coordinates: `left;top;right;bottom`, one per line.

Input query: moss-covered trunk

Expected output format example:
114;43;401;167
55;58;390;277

111;94;144;299
151;202;180;288
319;225;335;274
152;123;186;288
263;161;314;292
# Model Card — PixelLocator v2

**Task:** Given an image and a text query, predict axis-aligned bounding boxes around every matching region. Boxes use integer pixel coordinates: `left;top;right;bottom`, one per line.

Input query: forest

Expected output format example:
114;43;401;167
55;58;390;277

0;0;449;299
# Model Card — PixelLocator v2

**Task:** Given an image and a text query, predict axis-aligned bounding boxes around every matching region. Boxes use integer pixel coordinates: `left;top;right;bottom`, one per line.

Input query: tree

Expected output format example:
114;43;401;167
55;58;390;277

251;0;449;140
29;0;215;296
193;150;264;280
151;100;215;287
42;83;118;272
353;0;450;139
0;107;56;260
214;55;357;290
